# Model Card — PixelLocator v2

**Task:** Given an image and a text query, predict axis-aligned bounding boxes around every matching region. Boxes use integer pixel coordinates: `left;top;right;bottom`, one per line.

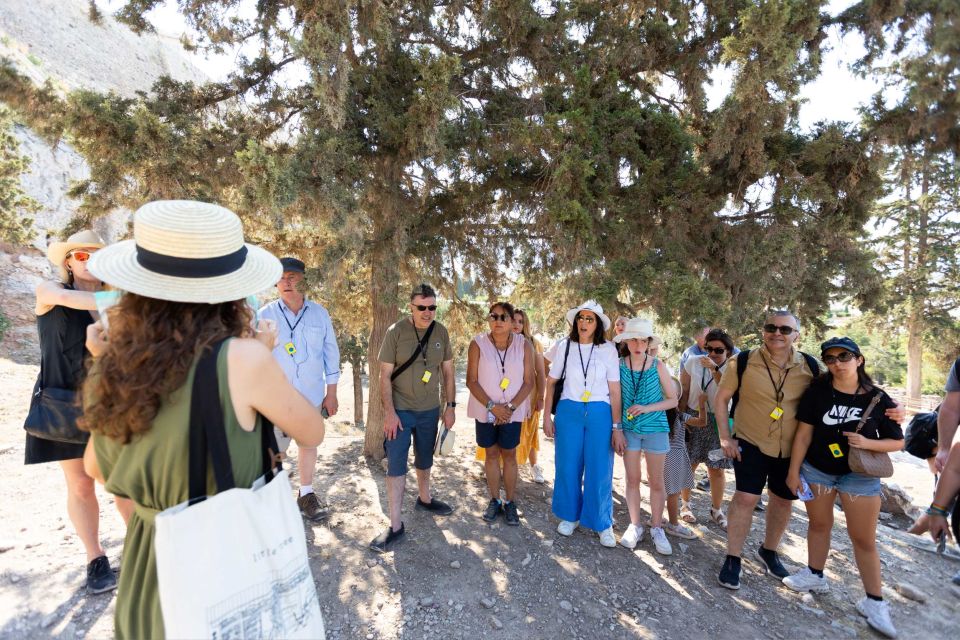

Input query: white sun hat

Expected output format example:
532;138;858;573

565;299;612;331
86;200;282;304
46;229;106;283
613;317;662;347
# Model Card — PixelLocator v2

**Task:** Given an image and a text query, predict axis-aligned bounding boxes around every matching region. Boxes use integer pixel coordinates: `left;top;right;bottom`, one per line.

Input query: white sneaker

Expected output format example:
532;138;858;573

531;464;546;484
857;597;897;638
619;523;644;549
598;527;617;548
650;527;673;555
782;567;829;593
557;520;579;536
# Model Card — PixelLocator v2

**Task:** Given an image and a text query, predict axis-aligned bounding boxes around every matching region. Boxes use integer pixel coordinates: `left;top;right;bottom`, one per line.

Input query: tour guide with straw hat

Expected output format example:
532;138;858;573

543;300;623;547
80;200;327;639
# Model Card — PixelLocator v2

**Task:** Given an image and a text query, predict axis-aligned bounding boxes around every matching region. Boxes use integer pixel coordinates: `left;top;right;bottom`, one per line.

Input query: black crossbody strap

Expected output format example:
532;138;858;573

188;338;237;503
560;338;571;377
391;321;436;381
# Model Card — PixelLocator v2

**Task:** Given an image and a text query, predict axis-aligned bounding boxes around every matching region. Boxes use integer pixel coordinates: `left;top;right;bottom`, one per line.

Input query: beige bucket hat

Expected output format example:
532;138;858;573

46;230;106;283
612;317;662;347
86;200;282;304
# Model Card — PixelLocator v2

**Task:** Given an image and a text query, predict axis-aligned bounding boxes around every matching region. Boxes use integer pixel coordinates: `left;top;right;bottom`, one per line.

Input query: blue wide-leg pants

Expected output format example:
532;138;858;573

552;399;614;531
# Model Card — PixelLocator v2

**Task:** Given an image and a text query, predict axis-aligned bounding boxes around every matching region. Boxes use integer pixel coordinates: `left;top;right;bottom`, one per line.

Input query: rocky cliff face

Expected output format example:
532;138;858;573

1;0;207;248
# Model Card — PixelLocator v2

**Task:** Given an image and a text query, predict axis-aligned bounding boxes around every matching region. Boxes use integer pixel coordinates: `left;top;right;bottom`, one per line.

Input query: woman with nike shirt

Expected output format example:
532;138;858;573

783;337;903;639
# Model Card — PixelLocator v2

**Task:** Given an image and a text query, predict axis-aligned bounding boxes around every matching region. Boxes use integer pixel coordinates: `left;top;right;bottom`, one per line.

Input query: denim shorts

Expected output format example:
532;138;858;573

383;407;440;477
801;461;882;497
624;430;670;454
476;421;522;450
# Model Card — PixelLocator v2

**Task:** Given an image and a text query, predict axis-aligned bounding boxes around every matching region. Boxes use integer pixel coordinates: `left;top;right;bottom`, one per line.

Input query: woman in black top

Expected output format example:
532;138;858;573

26;230;130;594
783;337;903;639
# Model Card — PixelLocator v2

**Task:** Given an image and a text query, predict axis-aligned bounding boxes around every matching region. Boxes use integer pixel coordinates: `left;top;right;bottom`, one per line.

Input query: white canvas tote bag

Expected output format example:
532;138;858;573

153;340;324;639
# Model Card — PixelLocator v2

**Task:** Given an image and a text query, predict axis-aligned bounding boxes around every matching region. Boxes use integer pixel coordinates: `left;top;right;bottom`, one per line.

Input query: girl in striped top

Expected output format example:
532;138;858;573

612;318;678;555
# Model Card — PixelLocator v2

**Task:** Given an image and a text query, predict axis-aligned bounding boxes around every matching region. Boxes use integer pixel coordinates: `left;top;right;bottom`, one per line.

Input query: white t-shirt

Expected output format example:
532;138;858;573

683;356;729;413
546;339;620;404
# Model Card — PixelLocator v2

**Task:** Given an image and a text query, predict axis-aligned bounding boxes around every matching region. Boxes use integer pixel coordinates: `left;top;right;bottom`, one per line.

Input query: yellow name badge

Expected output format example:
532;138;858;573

581;390;592;402
500;377;510;390
829;443;844;458
284;342;296;356
421;370;432;383
769;407;784;420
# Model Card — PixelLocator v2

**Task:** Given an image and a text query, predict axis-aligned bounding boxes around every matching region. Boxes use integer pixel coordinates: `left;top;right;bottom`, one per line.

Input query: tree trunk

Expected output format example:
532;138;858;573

352;354;364;428
363;161;405;459
905;145;931;405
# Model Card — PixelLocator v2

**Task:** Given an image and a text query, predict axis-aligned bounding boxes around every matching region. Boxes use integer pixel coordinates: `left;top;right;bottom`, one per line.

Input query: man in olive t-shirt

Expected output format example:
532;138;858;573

369;283;457;552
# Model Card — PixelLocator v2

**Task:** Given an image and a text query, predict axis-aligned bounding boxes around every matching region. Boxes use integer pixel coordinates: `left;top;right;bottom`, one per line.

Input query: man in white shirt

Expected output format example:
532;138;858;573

258;257;340;521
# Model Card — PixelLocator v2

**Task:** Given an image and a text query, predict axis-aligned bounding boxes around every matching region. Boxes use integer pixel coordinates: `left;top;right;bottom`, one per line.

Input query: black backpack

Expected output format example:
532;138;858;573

730;349;820;418
904;409;939;460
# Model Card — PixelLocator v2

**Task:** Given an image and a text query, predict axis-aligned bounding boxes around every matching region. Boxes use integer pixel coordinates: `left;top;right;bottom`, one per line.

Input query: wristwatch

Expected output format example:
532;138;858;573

507;402;517;412
446;401;457;408
486;400;495;411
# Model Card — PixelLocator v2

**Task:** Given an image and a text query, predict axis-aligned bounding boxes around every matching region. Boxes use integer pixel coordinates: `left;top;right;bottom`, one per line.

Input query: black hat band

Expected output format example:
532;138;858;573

135;244;248;278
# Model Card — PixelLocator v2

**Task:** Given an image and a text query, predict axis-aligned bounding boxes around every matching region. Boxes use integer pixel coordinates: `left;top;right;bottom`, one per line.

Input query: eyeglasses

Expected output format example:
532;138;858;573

413;304;437;311
488;313;509;322
67;250;92;262
762;324;795;336
823;351;857;365
575;316;596;324
704;347;727;355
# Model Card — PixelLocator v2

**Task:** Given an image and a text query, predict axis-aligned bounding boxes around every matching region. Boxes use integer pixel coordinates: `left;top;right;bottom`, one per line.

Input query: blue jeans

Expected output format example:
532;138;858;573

552;399;614;531
801;460;882;497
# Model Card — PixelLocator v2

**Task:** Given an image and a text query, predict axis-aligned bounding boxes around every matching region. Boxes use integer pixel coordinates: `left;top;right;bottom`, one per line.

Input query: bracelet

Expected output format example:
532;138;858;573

612;422;623;431
926;505;950;518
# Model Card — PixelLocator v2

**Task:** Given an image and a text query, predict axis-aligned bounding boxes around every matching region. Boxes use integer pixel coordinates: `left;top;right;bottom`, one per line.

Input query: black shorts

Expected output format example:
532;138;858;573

476;421;522;450
733;439;796;501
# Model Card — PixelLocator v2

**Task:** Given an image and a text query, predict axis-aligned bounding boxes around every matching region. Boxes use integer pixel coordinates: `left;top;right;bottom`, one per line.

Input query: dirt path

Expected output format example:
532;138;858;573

0;249;957;638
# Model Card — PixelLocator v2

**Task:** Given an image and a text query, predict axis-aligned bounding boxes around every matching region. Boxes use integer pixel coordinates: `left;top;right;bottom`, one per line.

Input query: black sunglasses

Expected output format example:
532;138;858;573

488;313;510;322
762;324;796;336
823;351;857;365
413;304;437;311
704;347;727;355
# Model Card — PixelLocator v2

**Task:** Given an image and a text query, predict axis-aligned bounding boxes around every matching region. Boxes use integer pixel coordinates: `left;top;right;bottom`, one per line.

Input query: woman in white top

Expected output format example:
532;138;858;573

466;302;535;527
678;328;735;528
543;301;622;547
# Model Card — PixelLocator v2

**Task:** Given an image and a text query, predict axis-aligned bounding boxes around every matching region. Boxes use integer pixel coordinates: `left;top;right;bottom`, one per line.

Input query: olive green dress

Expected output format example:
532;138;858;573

93;340;265;640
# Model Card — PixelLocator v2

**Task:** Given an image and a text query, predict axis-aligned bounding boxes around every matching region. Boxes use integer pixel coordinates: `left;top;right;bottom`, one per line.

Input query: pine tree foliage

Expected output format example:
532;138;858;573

0;105;39;244
0;0;910;455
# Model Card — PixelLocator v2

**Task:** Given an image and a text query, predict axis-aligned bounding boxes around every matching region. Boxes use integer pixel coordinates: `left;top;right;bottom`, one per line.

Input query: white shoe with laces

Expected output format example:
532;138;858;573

782;567;829;593
531;464;545;484
598;527;617;548
557;520;578;536
650;527;673;555
857;597;897;638
619;523;644;549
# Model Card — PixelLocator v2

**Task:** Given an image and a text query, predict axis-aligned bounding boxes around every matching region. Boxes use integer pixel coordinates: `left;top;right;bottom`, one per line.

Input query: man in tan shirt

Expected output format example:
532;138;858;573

713;311;816;589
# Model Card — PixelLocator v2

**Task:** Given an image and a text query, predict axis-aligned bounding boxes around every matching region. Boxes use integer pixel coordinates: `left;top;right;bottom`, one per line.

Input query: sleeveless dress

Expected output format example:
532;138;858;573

24;287;94;464
92;339;265;640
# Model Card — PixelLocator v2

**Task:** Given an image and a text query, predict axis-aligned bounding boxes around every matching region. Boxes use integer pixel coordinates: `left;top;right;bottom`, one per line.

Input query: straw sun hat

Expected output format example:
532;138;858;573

46;229;105;283
612;317;662;347
87;200;282;304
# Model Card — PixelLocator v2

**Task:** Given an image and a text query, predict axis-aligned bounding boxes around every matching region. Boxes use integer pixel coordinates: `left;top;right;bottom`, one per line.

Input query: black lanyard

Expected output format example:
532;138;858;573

578;341;595;384
627;352;648;403
281;303;308;336
491;333;511;376
759;350;790;407
701;360;724;392
413;324;429;369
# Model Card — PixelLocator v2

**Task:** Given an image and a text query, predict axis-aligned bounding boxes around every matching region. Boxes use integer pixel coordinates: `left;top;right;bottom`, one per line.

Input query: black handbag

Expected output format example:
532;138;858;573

23;377;87;444
550;339;572;416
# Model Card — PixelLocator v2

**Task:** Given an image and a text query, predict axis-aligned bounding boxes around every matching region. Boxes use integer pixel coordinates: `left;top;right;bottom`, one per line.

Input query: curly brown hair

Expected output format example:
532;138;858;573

80;293;254;443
